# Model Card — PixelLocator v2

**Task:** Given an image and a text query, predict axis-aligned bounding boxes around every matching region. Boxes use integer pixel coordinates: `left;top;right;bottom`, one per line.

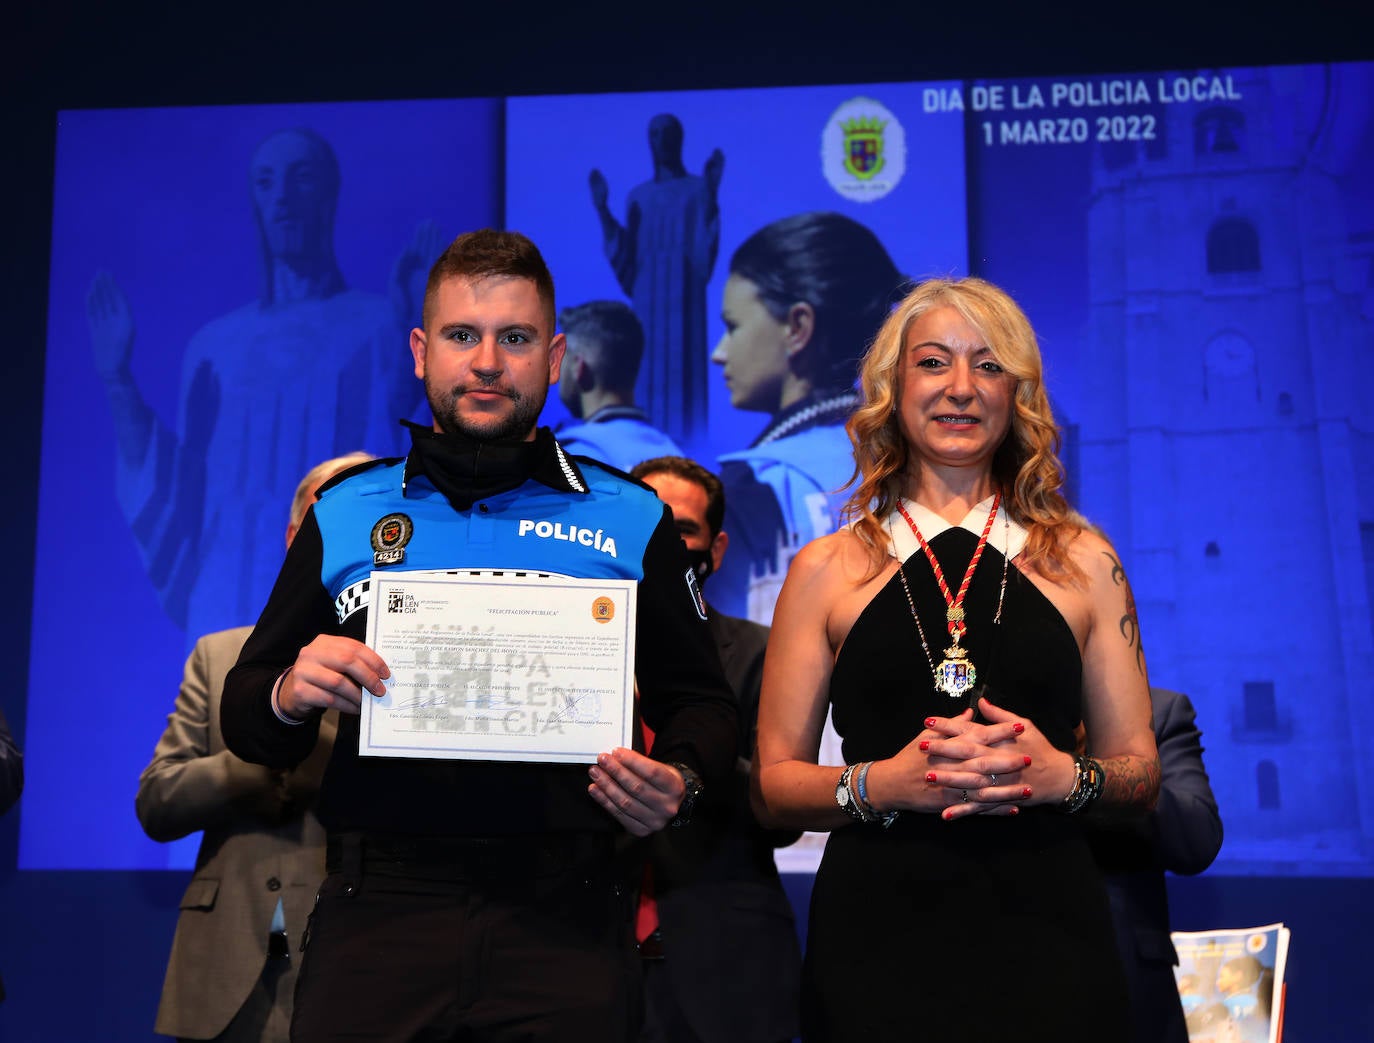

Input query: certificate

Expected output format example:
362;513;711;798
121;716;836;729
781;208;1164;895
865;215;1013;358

360;570;636;763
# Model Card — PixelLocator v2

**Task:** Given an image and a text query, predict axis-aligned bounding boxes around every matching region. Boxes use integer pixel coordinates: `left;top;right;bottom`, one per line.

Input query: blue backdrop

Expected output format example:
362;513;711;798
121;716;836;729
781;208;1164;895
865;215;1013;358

5;40;1373;1042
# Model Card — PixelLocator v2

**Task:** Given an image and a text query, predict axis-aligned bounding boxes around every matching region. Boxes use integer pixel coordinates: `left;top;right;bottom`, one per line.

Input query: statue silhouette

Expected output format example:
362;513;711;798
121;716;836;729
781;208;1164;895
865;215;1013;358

589;114;723;445
87;128;441;642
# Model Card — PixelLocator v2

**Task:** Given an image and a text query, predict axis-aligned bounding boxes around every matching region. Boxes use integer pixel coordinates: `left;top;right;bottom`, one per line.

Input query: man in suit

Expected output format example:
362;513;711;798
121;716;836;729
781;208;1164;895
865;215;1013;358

1088;687;1224;1043
630;456;801;1043
136;452;372;1042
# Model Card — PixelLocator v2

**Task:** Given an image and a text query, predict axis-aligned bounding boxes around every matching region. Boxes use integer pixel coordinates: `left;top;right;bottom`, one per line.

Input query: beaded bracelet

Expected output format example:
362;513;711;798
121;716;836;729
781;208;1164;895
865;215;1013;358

1060;753;1105;814
853;761;900;829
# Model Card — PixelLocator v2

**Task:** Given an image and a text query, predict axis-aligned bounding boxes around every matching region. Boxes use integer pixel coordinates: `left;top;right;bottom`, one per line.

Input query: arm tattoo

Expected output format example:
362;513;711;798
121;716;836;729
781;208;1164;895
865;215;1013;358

1097;753;1161;812
1102;551;1145;675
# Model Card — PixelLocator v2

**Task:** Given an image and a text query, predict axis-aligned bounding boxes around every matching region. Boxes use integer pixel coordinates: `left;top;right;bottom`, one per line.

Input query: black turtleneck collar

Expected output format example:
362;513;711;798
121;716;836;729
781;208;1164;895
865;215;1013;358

400;420;589;511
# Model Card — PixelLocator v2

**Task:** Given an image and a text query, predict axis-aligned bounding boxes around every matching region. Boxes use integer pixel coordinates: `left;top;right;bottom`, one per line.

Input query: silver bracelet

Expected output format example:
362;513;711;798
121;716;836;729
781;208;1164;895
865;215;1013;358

270;667;309;726
835;765;868;823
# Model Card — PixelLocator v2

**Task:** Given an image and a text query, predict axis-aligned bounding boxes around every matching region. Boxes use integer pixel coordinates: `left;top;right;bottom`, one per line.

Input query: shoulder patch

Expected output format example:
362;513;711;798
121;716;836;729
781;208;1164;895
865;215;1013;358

371;512;413;566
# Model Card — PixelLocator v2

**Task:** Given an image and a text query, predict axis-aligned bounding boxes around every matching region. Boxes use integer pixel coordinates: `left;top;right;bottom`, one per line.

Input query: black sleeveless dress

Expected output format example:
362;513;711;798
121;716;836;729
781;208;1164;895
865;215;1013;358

802;527;1129;1041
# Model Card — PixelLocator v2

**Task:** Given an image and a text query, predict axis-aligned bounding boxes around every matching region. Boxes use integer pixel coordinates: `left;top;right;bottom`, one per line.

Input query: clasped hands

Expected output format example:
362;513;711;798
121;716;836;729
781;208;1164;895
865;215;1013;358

878;696;1074;822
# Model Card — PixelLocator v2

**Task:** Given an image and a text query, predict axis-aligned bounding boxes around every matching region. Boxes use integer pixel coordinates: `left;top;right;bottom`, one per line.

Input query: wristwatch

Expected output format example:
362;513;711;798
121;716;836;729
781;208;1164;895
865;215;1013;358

836;763;899;827
835;764;861;820
667;762;703;827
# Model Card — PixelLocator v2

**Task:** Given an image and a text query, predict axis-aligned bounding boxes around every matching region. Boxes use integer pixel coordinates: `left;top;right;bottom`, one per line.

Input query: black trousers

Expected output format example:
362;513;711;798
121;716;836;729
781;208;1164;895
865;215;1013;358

291;832;642;1043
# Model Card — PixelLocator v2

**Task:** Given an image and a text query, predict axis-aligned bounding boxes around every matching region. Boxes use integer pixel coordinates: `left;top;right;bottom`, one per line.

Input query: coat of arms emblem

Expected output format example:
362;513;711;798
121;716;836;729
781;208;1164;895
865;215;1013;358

842;116;886;180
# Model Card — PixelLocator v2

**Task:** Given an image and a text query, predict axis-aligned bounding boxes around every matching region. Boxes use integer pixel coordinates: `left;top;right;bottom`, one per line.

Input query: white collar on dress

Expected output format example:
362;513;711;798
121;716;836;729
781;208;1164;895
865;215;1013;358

883;494;1028;563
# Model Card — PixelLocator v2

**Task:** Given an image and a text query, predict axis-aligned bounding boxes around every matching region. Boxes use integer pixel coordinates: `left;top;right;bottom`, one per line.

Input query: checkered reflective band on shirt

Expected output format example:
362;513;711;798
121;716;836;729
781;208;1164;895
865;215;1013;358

431;570;568;581
335;578;371;623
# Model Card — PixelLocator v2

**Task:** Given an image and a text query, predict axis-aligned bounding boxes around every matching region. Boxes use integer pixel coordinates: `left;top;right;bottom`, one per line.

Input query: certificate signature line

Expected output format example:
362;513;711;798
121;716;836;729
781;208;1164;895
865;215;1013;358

389;695;448;711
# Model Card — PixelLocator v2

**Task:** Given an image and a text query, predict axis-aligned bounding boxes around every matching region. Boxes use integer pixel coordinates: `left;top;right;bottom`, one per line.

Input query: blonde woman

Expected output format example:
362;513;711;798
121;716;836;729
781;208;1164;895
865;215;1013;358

754;277;1159;1040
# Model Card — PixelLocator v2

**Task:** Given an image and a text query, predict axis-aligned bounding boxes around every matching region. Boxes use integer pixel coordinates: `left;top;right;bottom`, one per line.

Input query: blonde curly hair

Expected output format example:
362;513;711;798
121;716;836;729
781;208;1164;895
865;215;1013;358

843;276;1084;581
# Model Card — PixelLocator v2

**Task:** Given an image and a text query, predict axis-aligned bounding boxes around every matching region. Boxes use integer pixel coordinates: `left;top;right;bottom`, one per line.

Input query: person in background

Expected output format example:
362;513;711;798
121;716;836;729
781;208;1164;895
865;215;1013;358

753;276;1159;1040
1089;686;1223;1043
630;455;801;1043
557;300;683;471
136;452;373;1043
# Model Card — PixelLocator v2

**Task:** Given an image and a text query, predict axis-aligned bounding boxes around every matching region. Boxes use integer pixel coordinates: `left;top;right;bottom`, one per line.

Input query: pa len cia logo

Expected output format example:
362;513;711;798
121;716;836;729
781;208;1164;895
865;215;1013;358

821;96;906;202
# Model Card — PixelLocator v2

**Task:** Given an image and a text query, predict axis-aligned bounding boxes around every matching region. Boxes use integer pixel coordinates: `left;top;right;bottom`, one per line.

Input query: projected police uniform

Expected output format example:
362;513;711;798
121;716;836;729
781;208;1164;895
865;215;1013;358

717;409;856;616
222;424;736;1040
555;300;684;472
558;406;684;472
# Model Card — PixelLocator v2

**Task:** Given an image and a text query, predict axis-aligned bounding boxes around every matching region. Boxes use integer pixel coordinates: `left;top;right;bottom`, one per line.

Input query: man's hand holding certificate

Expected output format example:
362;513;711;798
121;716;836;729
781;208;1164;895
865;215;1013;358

361;571;637;764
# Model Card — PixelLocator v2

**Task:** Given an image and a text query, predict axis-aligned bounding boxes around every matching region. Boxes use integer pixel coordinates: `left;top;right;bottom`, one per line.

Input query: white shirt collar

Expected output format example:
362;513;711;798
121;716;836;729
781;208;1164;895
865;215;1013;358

884;494;1028;562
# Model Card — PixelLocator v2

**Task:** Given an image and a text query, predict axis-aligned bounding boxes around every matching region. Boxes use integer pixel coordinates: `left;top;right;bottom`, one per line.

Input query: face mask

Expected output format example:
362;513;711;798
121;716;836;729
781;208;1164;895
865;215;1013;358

684;546;714;587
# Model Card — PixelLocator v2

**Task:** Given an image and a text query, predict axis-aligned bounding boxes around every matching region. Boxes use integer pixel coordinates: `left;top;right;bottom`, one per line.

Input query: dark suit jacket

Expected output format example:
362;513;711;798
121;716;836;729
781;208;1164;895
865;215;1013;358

1089;687;1223;1043
0;704;20;1002
646;608;802;1043
0;705;21;816
136;627;337;1040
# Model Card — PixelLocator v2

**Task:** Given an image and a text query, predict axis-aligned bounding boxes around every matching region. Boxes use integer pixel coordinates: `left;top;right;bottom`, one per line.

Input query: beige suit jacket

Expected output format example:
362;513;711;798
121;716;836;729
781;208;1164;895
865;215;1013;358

136;627;337;1039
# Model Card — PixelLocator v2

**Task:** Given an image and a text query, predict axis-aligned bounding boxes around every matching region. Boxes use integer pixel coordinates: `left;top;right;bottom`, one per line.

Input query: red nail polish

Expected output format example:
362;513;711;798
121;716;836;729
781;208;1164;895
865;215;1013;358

1008;806;1019;816
925;717;937;728
926;772;938;784
919;741;930;752
1022;787;1032;798
1013;722;1025;734
1023;756;1032;766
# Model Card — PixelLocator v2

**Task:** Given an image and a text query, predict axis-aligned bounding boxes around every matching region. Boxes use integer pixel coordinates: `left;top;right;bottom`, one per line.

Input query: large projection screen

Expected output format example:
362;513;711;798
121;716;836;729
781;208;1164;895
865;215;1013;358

25;62;1374;880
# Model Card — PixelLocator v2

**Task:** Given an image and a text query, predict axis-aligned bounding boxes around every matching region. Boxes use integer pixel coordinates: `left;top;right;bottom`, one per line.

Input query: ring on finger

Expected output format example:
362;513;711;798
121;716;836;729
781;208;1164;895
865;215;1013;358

961;790;969;803
989;773;998;786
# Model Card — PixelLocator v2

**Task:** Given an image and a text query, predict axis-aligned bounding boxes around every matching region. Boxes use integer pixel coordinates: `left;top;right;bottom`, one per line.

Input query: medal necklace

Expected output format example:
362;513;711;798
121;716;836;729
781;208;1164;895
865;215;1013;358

894;493;1005;700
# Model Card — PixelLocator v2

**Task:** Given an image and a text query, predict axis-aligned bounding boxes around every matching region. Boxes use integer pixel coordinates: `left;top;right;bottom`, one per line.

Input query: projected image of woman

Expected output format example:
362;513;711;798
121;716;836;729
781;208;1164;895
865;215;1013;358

753;277;1159;1040
711;211;906;623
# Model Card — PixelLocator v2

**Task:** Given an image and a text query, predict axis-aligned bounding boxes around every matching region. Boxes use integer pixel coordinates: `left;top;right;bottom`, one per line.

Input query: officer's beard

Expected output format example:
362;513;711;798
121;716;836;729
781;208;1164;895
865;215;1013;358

428;378;546;444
